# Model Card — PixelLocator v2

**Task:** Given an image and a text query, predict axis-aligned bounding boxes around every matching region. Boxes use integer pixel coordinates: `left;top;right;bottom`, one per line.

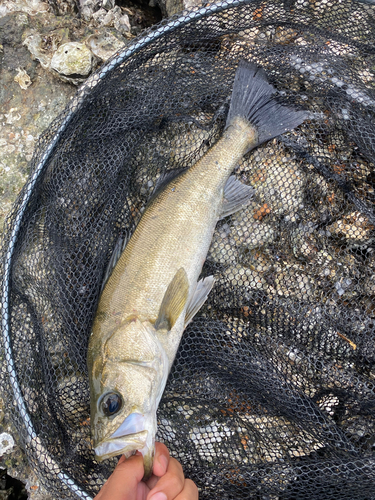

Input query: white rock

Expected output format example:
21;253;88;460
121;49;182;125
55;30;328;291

80;0;102;21
184;0;203;9
157;0;204;17
0;432;15;454
101;8;116;26
5;108;21;124
51;42;93;77
0;0;48;18
92;7;107;24
114;13;131;35
86;30;125;62
102;0;115;9
14;67;32;90
23;32;52;69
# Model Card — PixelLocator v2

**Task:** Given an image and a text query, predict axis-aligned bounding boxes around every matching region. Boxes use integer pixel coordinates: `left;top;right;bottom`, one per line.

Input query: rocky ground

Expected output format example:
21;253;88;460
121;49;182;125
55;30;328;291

0;0;203;498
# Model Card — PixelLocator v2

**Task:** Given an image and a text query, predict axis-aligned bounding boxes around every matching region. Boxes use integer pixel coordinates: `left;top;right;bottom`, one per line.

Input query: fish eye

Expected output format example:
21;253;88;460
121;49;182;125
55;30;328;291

100;392;123;417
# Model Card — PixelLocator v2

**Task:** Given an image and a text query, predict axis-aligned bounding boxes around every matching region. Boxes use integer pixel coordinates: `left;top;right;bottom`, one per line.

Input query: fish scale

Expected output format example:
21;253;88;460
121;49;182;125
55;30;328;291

97;118;255;326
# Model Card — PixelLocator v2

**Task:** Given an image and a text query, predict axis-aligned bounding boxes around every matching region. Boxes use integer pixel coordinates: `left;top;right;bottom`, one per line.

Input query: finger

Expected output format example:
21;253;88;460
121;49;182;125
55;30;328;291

174;479;199;500
144;442;171;490
117;450;142;466
152;442;170;477
146;457;185;500
116;451;142;467
118;454;127;465
94;453;145;500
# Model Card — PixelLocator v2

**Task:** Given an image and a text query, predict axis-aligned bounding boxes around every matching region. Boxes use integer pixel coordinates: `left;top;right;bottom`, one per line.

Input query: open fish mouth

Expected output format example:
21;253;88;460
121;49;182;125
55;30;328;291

94;413;150;460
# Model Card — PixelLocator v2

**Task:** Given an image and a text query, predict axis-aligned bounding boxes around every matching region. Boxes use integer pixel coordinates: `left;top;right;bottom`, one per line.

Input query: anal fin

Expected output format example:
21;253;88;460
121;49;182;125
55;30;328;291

155;268;189;331
185;276;215;327
220;175;255;219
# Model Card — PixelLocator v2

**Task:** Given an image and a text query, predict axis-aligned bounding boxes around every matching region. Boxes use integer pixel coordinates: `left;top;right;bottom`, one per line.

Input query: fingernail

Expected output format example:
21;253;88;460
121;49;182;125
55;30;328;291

149;493;167;500
156;454;168;474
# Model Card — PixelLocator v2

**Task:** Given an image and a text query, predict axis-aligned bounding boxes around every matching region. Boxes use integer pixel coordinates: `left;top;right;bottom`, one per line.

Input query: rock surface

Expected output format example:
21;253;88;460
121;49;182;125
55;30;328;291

157;0;203;17
0;0;162;230
0;10;76;233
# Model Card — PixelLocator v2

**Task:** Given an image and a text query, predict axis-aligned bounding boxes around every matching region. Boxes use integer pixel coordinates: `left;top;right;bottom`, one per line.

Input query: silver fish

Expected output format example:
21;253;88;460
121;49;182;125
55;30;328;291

87;60;307;477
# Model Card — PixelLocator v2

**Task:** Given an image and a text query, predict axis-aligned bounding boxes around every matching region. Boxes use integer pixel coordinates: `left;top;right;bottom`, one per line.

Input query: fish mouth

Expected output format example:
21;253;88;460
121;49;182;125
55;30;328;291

94;413;154;461
94;430;148;460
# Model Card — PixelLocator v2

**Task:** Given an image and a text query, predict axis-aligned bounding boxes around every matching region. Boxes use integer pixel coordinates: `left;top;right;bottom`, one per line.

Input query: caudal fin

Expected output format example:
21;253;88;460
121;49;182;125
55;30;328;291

226;60;307;147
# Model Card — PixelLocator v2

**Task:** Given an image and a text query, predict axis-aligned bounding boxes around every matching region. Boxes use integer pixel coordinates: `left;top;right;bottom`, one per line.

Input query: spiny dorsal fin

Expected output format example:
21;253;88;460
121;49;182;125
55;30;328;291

185;276;215;327
150;168;187;200
220;175;255;219
155;268;189;331
101;234;128;292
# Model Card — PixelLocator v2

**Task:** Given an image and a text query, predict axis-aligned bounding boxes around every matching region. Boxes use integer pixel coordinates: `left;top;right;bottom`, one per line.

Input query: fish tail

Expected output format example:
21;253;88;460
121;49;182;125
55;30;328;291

226;60;307;151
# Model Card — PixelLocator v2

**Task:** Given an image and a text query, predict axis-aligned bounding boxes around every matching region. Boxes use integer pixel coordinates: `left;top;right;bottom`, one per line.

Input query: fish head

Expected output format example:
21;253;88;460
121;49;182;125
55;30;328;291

88;315;168;474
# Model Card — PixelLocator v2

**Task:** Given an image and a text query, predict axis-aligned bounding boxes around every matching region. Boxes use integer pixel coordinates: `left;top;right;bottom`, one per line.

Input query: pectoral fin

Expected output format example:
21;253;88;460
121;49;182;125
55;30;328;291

185;276;215;326
155;268;189;331
220;175;255;219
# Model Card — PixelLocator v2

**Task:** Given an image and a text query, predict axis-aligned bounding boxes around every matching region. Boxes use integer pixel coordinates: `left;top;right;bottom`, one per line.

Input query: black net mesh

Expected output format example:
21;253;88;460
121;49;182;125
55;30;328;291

1;0;375;498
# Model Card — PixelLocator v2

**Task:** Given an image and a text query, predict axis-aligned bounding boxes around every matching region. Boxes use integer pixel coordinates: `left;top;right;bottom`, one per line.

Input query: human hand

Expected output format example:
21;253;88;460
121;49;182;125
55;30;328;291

93;442;198;500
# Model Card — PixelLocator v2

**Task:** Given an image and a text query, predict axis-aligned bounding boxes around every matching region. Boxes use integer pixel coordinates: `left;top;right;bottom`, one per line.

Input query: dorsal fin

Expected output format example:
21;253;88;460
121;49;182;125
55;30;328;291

155;268;189;331
150;168;188;200
101;234;128;292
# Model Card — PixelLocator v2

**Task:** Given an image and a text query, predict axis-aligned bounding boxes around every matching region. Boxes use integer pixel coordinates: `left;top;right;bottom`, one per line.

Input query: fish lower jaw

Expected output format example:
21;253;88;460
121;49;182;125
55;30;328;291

94;429;149;461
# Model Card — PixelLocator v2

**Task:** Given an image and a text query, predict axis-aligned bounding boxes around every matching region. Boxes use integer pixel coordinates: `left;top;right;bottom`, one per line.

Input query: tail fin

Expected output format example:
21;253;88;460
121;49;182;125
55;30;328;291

226;60;307;147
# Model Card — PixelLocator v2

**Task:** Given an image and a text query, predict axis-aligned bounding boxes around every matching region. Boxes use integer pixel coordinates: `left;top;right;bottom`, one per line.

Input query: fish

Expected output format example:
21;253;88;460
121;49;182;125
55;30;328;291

87;60;307;478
